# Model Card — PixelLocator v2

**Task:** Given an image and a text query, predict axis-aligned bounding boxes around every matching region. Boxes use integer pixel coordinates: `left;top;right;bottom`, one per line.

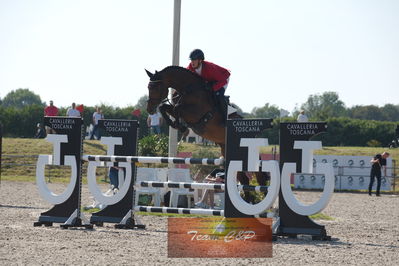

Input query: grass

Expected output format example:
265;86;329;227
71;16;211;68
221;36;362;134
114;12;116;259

309;212;334;221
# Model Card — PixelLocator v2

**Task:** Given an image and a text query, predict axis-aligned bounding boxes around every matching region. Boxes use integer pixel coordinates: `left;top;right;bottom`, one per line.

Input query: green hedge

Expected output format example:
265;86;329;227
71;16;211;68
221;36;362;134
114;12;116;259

260;117;396;147
0;104;44;138
0;105;154;139
321;117;396;146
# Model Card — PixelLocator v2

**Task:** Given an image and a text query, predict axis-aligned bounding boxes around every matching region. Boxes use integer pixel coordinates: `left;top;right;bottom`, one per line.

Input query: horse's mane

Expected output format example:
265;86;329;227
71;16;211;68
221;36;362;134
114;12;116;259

159;65;205;84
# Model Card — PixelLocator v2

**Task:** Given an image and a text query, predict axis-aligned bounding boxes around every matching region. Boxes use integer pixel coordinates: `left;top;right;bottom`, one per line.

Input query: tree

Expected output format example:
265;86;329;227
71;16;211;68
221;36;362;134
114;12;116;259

347;105;385;121
301;91;346;120
134;95;149;111
347;104;399;122
2;88;43;108
381;104;399;122
250;103;281;119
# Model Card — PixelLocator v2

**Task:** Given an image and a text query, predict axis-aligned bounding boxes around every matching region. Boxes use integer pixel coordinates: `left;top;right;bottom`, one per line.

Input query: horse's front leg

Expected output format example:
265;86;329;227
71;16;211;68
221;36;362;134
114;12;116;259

172;105;189;133
159;104;178;129
159;104;187;133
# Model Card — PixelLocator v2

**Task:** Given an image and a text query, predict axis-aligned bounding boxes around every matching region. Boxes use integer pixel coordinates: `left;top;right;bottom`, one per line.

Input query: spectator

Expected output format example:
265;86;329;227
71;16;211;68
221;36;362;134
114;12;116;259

109;166;125;194
147;112;162;134
109;166;119;193
195;169;225;209
369;151;390;196
44;100;59;117
297;110;309;122
66;102;81;117
44;100;59;134
84;166;123;210
34;123;46;138
90;107;104;140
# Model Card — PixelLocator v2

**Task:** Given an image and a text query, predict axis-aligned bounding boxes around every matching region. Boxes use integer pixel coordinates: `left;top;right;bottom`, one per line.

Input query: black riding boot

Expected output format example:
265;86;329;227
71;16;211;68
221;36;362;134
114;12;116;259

215;92;228;125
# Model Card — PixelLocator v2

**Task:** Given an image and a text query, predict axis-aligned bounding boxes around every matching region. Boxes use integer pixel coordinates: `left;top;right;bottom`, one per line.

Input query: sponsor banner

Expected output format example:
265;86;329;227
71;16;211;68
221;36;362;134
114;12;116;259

168;217;272;258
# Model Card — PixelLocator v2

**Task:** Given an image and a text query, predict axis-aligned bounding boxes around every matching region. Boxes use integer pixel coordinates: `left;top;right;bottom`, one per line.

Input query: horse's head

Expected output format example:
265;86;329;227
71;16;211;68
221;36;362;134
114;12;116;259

145;69;169;114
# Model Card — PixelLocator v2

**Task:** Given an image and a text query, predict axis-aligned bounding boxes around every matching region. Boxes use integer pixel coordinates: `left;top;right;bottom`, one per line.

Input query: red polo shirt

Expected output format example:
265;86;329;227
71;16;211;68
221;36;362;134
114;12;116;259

44;105;59;116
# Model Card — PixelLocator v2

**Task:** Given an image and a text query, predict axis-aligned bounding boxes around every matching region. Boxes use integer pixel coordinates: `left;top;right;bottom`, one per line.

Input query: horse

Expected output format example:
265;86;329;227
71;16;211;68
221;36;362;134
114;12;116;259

145;66;269;203
145;66;229;154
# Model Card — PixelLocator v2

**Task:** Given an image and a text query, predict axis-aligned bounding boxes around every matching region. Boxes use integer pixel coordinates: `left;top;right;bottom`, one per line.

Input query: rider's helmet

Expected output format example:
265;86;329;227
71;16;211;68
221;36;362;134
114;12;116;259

189;49;205;60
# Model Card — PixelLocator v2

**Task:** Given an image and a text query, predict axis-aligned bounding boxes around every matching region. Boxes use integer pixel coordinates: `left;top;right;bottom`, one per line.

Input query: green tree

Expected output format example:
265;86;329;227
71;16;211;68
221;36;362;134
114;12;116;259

135;95;149;111
381;104;399;121
347;105;385;121
301;91;346;120
250;103;281;119
1;88;43;108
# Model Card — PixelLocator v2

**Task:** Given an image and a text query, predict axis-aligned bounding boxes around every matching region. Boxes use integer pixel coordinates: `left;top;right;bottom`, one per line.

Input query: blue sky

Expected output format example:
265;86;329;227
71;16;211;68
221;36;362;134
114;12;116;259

1;0;398;114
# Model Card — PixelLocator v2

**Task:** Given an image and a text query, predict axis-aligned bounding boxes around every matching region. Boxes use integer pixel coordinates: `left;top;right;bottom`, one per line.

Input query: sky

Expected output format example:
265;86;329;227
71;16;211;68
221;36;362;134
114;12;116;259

1;0;398;114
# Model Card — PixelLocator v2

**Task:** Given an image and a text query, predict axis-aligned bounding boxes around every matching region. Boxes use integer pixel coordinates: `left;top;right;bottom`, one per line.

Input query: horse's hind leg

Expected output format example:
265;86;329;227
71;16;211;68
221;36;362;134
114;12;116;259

237;172;253;203
255;171;270;197
178;128;189;144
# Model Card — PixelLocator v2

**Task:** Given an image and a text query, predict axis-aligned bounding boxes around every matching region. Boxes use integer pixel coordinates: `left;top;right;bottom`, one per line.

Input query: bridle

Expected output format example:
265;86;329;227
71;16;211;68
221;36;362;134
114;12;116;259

147;79;171;106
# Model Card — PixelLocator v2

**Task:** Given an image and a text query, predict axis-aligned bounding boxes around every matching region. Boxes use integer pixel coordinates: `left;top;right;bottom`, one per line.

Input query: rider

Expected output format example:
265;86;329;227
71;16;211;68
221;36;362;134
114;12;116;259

187;49;231;124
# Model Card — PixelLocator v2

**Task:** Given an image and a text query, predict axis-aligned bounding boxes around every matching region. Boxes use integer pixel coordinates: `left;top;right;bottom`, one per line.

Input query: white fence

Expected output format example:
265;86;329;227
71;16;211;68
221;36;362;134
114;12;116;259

294;155;395;191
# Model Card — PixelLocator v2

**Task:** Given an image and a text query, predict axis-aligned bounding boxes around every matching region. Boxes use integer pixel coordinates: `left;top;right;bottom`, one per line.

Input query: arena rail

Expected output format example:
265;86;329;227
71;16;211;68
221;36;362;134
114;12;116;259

82;155;224;165
134;206;224;216
135;181;269;192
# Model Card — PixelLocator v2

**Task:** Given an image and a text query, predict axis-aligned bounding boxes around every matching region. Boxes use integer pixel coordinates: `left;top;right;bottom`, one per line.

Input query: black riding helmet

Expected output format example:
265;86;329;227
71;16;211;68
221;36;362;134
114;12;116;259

189;49;205;60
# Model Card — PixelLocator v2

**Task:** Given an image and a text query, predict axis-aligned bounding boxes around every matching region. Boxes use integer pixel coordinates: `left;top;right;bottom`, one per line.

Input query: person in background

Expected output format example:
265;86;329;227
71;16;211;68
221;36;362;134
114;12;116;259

369;151;390;196
297;110;309;122
109;166;125;194
44;100;59;134
44;100;58;117
66;102;81;117
34;123;46;138
90;107;104;140
109;166;119;194
147;112;162;134
195;169;225;209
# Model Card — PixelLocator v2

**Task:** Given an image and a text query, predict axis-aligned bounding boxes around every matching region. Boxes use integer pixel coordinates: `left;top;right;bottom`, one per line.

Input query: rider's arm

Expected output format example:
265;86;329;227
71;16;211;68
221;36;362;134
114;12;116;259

204;62;230;91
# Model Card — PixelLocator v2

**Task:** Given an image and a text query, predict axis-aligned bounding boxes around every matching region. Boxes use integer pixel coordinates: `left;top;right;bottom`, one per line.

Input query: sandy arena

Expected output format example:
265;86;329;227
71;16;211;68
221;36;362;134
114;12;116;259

0;181;398;265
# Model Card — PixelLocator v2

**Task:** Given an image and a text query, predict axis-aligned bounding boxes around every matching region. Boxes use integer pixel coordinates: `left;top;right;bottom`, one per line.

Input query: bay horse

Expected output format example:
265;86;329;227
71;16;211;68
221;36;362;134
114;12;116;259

146;66;228;154
145;66;269;203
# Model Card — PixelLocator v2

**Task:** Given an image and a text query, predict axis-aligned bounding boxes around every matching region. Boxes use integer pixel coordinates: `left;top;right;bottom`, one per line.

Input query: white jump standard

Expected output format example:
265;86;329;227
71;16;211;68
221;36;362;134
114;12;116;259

34;117;334;240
